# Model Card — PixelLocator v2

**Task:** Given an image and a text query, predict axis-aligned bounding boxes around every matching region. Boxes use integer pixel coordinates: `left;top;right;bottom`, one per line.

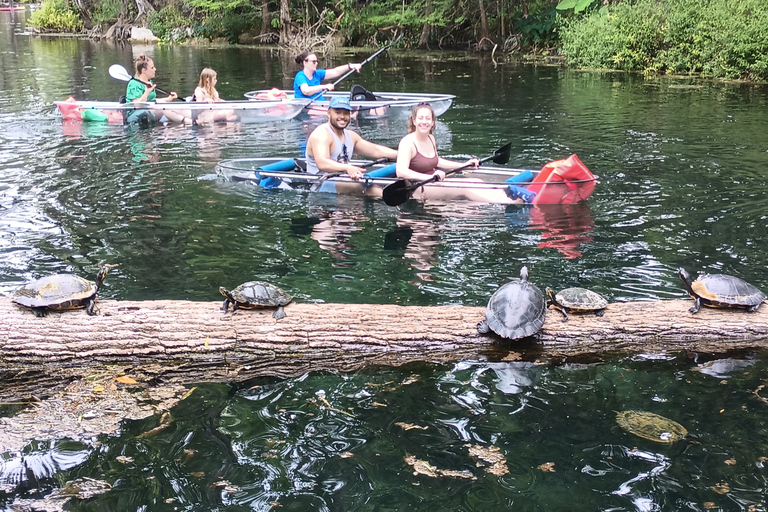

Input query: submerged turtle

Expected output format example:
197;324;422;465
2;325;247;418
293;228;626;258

219;281;293;319
616;410;688;444
678;268;766;314
12;265;114;317
545;287;608;322
477;266;547;340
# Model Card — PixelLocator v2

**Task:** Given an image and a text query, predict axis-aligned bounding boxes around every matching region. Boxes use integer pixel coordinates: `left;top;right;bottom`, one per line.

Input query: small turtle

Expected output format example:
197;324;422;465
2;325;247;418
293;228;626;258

12;265;114;317
545;287;608;322
477;266;547;340
616;410;688;444
219;281;292;319
678;268;766;314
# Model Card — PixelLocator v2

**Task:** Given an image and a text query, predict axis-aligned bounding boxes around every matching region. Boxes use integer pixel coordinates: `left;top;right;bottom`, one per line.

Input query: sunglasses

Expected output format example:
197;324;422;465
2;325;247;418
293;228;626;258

305;59;318;63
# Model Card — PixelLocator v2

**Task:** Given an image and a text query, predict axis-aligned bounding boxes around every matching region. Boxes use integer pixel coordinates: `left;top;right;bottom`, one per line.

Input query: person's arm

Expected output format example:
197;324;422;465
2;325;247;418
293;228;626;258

127;80;154;104
156;91;179;103
350;132;398;161
323;62;362;80
297;70;330;97
395;136;445;181
436;156;479;171
308;129;367;179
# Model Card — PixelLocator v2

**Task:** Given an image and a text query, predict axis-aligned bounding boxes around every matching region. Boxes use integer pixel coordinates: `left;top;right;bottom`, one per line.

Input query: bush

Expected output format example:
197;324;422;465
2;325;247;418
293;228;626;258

28;0;83;32
558;0;768;81
148;6;192;41
92;0;121;24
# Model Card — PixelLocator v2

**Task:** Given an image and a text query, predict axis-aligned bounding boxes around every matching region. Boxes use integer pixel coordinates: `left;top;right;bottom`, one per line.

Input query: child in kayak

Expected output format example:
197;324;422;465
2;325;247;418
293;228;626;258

192;68;238;124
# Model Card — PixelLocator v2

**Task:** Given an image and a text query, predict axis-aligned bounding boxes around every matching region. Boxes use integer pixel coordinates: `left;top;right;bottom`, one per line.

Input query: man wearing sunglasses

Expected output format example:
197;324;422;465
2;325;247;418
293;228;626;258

305;97;397;179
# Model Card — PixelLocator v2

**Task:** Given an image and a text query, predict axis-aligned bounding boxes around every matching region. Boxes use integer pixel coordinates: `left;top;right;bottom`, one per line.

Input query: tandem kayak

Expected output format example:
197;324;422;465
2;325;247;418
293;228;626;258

243;87;455;119
54;96;309;124
216;154;598;205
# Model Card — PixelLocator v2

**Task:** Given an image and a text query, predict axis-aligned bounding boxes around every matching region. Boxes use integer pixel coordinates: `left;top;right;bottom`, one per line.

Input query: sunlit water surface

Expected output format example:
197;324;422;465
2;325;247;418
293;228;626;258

2;10;768;511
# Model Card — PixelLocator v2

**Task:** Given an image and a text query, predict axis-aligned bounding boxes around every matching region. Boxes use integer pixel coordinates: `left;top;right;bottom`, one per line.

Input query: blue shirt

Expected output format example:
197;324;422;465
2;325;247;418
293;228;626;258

294;69;327;99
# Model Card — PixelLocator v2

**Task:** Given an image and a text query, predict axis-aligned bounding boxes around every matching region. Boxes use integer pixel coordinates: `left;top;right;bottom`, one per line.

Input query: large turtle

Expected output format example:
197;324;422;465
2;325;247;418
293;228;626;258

477;266;547;340
219;281;293;319
616;410;688;444
12;265;114;317
678;268;766;314
545;287;608;322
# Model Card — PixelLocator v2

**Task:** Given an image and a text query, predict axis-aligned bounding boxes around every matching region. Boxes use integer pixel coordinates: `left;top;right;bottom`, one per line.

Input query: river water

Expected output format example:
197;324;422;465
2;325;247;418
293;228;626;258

3;10;768;511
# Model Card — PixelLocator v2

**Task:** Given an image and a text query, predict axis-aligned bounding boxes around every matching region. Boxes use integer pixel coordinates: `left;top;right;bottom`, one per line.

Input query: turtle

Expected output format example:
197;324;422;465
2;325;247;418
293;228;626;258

219;281;293;319
477;266;547;340
12;265;114;317
678;268;766;314
616;410;688;444
545;287;608;322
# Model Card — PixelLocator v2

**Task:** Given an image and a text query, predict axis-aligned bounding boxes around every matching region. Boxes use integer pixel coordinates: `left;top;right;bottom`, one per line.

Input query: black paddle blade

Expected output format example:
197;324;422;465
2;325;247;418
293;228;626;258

382;179;413;206
490;142;512;165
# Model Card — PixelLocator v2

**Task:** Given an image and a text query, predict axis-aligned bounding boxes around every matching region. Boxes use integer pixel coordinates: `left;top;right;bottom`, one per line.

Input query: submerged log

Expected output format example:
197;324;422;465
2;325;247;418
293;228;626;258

3;297;768;367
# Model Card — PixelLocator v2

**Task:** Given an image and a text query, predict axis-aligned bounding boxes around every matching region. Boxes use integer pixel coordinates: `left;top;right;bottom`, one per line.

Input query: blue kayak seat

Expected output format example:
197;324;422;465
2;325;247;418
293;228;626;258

256;159;297;188
364;163;397;178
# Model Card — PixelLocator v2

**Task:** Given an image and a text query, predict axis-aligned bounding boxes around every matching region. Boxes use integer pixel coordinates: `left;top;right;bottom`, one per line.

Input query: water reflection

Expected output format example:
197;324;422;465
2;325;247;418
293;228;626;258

528;203;596;260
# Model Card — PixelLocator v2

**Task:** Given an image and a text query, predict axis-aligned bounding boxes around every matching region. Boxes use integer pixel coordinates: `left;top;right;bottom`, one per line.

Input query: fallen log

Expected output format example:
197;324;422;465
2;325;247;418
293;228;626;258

3;297;768;368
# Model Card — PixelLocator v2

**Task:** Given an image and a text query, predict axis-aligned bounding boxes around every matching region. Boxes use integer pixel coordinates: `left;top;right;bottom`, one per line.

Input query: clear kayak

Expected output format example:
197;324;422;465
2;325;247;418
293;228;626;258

243;88;455;119
215;155;598;205
54;97;310;124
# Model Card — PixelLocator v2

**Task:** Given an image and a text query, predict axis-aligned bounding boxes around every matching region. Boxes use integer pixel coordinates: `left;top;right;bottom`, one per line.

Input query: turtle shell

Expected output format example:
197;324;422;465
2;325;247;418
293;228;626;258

12;274;98;311
616;410;688;444
220;281;292;313
679;268;766;312
478;266;546;340
551;287;608;313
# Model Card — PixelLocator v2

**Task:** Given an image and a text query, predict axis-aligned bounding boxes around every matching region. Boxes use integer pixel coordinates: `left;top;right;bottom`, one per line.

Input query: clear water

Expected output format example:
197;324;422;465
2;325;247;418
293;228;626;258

3;10;768;511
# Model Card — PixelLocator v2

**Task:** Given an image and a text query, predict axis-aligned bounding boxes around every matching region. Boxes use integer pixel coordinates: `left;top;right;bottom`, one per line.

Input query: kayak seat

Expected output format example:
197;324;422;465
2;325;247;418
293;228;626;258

365;164;397;178
293;158;307;172
350;84;378;102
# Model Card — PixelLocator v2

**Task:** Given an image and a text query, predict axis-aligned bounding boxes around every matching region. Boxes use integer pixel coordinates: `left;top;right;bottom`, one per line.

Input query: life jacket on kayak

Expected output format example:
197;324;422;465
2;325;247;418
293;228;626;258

526;154;596;205
253;88;288;100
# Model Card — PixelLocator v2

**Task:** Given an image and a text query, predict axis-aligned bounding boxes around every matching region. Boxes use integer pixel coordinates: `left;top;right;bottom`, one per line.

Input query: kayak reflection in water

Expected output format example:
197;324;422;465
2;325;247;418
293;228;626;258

304;96;397;180
125;54;193;126
395;103;519;204
192;68;238;125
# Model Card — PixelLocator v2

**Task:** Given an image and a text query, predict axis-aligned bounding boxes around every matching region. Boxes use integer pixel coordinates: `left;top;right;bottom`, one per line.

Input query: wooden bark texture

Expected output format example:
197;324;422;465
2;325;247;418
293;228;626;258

3;298;768;369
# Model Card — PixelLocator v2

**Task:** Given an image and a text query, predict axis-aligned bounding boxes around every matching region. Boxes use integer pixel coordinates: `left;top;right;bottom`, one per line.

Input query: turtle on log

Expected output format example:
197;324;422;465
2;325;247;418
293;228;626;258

12;265;115;317
219;281;293;319
477;266;547;340
678;268;765;314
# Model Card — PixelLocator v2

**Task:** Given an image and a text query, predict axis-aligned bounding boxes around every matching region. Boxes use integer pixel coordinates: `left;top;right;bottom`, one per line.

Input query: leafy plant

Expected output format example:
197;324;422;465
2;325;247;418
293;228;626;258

28;0;84;32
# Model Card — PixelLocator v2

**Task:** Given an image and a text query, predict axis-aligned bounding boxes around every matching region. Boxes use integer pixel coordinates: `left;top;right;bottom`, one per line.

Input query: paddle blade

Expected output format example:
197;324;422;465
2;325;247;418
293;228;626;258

109;64;132;82
382;179;413;206
489;142;512;165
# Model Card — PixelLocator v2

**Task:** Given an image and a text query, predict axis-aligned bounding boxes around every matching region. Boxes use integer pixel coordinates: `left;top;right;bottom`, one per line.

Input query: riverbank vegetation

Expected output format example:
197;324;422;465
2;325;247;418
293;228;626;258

27;0;768;81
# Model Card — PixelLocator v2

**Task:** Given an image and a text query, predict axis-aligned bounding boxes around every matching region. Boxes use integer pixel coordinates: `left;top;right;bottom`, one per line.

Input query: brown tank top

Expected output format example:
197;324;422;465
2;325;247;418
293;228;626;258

409;139;439;175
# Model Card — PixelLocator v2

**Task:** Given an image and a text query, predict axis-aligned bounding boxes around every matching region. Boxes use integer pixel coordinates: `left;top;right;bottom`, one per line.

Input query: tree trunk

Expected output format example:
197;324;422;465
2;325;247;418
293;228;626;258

133;0;156;26
260;0;270;36
418;0;432;49
477;0;491;49
279;0;291;43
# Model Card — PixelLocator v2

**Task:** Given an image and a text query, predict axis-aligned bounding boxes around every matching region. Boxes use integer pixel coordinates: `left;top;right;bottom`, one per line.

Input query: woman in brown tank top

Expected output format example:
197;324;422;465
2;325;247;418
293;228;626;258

395;104;479;183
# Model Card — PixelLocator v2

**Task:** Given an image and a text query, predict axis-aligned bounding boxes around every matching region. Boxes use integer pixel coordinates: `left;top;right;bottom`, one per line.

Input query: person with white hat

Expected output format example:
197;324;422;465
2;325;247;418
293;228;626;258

305;96;397;179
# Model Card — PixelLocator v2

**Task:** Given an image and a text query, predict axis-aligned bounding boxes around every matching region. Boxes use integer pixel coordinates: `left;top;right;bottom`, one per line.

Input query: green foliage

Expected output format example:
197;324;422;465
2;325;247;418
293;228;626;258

514;5;559;47
558;0;768;80
556;0;597;14
149;5;192;41
28;0;83;32
91;0;121;24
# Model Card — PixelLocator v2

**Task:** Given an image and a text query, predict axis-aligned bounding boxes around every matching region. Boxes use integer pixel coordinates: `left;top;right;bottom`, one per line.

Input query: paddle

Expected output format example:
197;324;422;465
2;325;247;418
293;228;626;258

381;142;512;207
108;64;180;99
305;33;403;108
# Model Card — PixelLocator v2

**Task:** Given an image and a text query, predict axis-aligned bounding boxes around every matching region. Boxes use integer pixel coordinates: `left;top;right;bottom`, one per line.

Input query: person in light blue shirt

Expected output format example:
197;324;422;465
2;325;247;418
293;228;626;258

293;51;362;100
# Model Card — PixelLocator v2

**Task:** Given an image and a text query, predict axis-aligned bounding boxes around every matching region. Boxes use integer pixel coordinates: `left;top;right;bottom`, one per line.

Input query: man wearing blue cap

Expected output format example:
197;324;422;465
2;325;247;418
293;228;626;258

305;96;397;179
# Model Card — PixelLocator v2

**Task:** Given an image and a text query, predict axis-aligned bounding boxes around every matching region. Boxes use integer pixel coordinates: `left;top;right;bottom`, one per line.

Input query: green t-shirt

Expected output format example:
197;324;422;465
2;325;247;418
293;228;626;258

126;78;156;102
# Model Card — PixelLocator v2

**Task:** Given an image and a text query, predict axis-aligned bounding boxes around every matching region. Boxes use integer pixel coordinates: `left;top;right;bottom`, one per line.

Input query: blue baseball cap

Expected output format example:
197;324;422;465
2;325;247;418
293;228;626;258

328;96;352;111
